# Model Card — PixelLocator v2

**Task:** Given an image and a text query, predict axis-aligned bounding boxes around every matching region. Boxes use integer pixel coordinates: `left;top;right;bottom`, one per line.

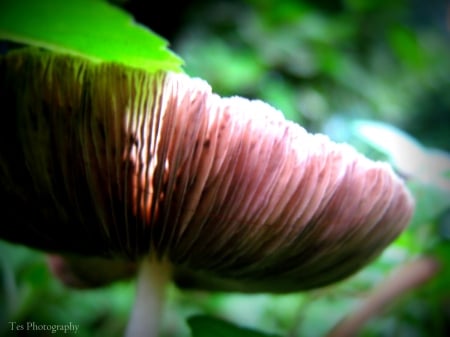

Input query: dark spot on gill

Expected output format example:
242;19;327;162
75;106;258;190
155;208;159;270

128;134;139;147
192;140;199;158
96;119;106;141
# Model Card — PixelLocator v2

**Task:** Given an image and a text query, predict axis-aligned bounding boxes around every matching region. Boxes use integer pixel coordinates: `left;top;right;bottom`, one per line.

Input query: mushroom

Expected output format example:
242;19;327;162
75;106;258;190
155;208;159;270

0;48;414;337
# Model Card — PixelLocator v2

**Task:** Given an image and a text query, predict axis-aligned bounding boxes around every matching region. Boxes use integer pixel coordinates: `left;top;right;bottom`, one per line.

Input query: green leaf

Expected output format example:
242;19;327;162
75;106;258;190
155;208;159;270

0;0;183;72
188;315;281;337
388;26;426;69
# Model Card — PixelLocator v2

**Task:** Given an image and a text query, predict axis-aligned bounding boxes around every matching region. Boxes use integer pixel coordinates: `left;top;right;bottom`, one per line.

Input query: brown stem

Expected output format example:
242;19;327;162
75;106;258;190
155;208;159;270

325;256;440;337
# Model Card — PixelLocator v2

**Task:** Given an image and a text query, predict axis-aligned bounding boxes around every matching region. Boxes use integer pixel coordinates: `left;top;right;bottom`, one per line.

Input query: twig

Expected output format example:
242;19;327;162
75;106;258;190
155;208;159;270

325;256;440;337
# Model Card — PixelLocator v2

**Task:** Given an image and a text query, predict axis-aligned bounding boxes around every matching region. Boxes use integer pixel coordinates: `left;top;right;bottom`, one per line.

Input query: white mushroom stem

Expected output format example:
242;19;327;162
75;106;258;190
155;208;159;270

326;256;440;337
125;257;171;337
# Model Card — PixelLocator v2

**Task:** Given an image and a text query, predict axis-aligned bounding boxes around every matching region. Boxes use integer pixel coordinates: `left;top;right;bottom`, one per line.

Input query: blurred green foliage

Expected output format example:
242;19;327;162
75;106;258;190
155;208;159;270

1;0;449;337
176;0;450;142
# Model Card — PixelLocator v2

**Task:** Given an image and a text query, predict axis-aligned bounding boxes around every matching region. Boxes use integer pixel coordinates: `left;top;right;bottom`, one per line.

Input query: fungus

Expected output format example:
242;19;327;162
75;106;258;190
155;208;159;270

0;49;414;337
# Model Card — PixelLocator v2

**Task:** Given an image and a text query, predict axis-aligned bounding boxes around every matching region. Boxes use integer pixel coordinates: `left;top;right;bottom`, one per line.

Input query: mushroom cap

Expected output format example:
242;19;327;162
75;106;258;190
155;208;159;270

0;49;414;292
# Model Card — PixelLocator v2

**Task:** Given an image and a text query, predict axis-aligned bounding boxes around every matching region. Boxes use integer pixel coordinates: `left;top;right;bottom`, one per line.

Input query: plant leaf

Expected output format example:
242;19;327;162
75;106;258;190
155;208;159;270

0;0;183;72
188;315;281;337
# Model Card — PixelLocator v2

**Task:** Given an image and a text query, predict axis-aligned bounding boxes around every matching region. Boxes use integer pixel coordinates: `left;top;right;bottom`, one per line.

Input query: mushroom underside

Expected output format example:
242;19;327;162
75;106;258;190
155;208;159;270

0;49;414;293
